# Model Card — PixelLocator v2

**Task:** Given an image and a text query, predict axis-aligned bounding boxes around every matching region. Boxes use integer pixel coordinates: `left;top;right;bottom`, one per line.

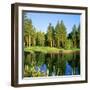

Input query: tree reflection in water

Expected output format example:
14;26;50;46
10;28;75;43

24;51;80;77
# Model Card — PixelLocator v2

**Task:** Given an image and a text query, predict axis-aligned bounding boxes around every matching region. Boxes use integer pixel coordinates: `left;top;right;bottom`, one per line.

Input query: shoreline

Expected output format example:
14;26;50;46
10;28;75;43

24;46;80;54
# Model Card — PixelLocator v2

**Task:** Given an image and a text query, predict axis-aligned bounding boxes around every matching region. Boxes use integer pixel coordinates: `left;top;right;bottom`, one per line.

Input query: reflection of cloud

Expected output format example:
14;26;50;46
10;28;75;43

35;64;47;73
40;64;47;73
65;62;73;75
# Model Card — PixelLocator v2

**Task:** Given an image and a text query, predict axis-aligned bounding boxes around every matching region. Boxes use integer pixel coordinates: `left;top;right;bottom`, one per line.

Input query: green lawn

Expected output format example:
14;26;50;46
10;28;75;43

24;46;80;54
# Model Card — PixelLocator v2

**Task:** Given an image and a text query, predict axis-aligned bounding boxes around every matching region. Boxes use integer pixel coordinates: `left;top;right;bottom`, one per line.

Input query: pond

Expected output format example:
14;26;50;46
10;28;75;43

24;51;80;77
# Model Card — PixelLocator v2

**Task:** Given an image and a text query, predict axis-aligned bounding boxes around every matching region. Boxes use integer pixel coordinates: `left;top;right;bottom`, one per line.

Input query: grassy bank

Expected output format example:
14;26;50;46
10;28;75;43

24;46;80;54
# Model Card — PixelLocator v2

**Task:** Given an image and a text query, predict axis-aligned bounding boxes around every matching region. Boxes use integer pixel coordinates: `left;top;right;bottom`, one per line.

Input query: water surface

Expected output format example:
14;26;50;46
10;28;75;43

24;51;80;77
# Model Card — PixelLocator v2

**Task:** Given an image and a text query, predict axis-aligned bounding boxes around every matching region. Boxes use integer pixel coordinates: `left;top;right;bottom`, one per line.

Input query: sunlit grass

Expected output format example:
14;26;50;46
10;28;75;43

24;46;62;53
24;46;80;54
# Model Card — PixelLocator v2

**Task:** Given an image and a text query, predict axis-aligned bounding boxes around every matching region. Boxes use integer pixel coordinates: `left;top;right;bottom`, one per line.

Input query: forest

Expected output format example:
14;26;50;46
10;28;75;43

24;14;80;52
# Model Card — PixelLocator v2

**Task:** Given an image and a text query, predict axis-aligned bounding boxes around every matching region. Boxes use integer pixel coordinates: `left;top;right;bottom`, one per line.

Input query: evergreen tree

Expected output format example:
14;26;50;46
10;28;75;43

59;20;67;48
31;27;36;46
47;23;53;47
55;20;67;48
71;25;77;48
76;24;80;48
55;21;61;48
36;32;45;46
24;17;33;47
23;15;80;49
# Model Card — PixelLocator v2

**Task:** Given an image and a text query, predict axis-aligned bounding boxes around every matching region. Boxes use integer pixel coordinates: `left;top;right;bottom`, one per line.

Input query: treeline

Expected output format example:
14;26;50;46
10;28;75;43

24;15;80;49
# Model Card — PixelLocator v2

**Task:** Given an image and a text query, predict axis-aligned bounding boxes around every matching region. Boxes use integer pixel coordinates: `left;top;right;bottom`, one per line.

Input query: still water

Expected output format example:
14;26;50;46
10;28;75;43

24;51;80;77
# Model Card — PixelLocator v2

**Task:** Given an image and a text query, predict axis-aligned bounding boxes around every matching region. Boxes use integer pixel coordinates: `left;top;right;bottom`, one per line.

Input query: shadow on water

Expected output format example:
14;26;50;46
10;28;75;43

24;51;80;77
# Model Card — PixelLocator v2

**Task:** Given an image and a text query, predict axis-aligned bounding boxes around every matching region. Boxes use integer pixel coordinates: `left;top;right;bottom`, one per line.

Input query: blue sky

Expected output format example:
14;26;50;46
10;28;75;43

25;12;80;34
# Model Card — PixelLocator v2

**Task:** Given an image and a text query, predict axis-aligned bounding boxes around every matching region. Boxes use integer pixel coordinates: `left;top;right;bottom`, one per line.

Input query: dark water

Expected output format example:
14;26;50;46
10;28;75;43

24;51;80;77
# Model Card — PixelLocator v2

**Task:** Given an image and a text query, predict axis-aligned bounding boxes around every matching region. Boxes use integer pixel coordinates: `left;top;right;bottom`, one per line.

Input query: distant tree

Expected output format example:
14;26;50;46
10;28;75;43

24;18;33;47
40;32;45;46
76;24;80;48
36;32;45;46
68;24;80;49
47;23;53;47
59;20;67;48
71;25;77;48
65;39;73;49
55;20;67;48
23;14;80;49
55;21;60;48
52;26;56;47
31;27;36;46
24;14;37;47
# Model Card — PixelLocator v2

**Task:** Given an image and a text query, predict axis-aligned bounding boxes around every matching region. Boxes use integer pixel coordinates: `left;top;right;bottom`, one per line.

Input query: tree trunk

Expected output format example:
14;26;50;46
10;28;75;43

26;36;28;47
28;35;31;47
58;40;59;48
51;41;52;47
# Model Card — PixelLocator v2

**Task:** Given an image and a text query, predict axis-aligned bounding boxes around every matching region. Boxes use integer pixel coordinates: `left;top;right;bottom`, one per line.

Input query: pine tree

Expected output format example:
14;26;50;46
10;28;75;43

71;25;77;48
24;18;33;47
76;24;80;48
36;32;45;46
55;20;67;48
55;21;60;48
47;23;53;47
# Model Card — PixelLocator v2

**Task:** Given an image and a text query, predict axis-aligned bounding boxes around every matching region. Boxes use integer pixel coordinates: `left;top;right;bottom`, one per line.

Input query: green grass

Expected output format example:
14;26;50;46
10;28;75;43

24;46;63;53
70;48;80;50
24;46;80;54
